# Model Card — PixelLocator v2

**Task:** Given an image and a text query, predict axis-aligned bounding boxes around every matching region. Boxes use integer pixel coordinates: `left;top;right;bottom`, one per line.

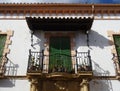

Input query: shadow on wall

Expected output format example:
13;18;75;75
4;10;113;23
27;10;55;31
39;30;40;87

76;30;110;49
0;57;19;87
31;30;110;51
90;79;113;91
30;31;44;51
5;57;19;76
89;30;110;48
90;61;113;91
92;60;110;76
0;79;15;87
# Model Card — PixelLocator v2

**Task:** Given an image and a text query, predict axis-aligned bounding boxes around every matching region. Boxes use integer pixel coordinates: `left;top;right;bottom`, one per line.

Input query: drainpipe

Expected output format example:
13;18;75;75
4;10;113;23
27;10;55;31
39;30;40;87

86;30;89;47
30;30;34;47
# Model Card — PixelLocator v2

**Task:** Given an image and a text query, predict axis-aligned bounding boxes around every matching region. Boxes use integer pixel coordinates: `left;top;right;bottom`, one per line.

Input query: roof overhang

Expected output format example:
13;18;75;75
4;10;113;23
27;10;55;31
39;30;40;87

26;17;94;32
1;4;120;15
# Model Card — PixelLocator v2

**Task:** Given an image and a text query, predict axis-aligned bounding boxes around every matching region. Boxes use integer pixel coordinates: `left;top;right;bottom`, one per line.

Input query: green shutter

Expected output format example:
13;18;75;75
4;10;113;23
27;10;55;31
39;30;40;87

113;35;120;56
49;37;72;72
113;35;120;66
0;34;7;63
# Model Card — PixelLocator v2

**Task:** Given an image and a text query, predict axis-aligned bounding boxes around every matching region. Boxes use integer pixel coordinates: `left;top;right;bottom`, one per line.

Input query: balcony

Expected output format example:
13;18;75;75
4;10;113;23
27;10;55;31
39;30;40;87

0;54;8;78
27;50;93;78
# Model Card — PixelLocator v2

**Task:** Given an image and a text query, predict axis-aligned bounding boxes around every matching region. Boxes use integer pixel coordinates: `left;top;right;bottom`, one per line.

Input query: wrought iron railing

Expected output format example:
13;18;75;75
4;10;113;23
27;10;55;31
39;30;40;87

76;50;92;72
27;50;92;74
27;50;44;73
0;54;8;76
48;53;74;73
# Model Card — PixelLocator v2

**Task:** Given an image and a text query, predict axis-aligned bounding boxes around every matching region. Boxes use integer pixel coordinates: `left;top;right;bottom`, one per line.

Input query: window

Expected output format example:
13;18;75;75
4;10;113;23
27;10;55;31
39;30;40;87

107;30;120;75
0;30;13;77
113;35;120;66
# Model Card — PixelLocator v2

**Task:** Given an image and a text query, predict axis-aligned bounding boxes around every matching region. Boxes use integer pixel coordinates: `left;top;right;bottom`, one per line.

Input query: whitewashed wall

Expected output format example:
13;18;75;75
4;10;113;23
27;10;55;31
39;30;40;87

0;20;32;75
0;79;30;91
90;80;120;91
89;20;120;91
0;19;120;91
89;20;118;76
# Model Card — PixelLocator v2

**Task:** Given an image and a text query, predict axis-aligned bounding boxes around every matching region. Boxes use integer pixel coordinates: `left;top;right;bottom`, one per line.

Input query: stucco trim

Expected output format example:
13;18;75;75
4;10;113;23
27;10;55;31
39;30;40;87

0;30;14;77
0;4;120;15
107;30;120;75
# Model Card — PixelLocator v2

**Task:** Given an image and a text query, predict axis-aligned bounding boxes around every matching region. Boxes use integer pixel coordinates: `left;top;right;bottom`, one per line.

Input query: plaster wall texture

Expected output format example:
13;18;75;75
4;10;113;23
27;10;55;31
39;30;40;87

0;79;30;91
90;80;120;91
0;19;120;91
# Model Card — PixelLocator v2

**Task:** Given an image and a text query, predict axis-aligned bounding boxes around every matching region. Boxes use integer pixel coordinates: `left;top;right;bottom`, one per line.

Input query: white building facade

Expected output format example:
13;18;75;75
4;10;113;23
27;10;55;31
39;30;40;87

0;3;120;91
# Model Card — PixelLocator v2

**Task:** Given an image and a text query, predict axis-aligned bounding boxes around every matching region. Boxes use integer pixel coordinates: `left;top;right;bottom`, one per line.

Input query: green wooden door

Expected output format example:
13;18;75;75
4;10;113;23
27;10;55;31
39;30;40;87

49;36;72;72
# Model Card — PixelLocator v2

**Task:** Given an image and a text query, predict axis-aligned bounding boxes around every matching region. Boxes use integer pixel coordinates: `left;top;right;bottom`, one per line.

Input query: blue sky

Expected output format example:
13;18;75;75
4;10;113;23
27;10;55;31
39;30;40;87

0;0;120;3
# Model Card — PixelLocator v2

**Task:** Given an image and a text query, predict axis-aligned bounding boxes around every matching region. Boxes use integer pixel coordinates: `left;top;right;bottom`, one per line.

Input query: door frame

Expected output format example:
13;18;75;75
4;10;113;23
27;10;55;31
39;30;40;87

44;32;76;73
49;36;72;72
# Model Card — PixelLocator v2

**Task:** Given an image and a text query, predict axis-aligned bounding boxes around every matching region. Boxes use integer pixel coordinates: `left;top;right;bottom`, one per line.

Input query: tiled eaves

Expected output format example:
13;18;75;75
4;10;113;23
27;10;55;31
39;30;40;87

107;30;120;75
0;30;14;77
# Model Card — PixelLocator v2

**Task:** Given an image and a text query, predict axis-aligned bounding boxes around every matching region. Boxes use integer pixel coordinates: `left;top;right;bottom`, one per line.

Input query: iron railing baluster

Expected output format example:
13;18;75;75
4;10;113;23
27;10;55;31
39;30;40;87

27;50;92;73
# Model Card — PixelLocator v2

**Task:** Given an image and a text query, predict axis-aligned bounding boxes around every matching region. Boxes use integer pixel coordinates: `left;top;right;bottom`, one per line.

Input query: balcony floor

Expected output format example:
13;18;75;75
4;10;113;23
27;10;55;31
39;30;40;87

27;71;93;80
